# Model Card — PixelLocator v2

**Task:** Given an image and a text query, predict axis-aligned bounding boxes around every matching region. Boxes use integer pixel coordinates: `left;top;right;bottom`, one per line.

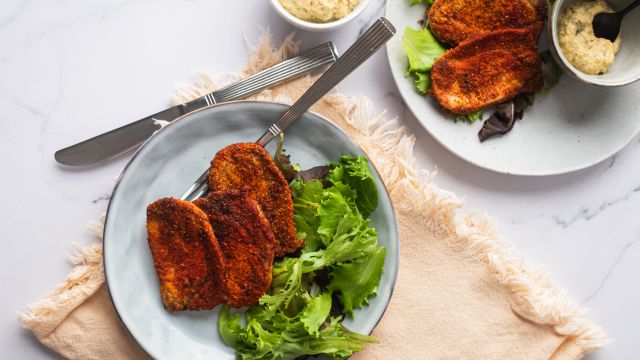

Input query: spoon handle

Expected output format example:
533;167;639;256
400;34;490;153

620;0;640;17
255;18;396;147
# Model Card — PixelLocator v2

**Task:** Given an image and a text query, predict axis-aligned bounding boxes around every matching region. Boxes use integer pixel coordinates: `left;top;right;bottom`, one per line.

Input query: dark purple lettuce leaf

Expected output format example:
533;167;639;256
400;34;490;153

478;94;534;142
298;166;331;184
274;133;298;182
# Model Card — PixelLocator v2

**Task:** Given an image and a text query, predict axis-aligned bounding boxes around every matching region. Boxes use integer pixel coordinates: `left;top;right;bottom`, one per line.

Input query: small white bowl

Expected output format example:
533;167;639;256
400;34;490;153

270;0;371;32
547;0;640;86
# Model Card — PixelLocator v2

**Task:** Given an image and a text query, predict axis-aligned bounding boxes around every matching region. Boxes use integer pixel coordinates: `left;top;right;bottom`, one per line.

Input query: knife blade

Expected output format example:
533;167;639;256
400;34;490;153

54;42;338;166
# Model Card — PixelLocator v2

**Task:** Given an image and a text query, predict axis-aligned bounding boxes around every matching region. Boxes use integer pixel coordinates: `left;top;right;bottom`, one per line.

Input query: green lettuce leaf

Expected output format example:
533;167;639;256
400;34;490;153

291;179;324;252
294;214;321;253
317;188;353;243
327;156;378;218
328;247;386;317
402;24;444;95
235;316;376;360
218;305;246;348
341;156;377;217
402;27;445;74
299;292;332;337
298;212;378;274
455;110;484;123
409;0;435;7
414;71;431;94
259;259;302;316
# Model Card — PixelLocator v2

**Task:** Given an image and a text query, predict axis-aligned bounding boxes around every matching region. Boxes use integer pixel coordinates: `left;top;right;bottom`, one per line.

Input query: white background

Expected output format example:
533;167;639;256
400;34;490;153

1;0;638;358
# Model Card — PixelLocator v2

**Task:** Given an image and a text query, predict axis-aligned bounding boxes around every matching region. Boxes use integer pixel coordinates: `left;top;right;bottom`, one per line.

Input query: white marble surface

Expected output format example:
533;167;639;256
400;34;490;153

1;0;638;359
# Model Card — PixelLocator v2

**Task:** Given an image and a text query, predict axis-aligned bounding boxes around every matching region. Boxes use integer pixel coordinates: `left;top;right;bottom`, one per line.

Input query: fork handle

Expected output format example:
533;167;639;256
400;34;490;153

255;18;396;147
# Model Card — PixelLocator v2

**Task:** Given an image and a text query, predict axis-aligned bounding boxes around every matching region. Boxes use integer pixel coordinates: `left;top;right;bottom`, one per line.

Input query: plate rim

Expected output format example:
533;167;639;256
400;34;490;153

384;2;640;176
103;100;400;358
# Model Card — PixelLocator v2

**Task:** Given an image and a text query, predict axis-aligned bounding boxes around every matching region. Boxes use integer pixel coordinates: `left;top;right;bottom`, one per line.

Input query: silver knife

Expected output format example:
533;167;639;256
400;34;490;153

54;42;338;166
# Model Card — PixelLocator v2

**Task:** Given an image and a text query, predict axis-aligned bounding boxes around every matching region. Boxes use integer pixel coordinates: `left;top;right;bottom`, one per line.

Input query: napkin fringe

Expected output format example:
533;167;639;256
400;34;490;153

19;218;106;339
320;91;610;353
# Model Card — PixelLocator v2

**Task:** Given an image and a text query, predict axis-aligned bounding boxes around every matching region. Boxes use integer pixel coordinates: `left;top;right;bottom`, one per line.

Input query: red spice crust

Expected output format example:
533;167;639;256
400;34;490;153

430;29;543;114
428;0;547;46
208;143;302;258
146;198;226;311
194;190;276;308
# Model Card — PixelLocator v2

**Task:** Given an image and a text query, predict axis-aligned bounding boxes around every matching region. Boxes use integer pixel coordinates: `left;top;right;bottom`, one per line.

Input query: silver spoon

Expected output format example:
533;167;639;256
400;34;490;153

181;18;396;201
592;0;640;42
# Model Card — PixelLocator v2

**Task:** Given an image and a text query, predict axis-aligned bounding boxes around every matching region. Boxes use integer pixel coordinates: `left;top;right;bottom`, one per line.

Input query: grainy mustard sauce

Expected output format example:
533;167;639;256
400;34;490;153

558;0;621;75
279;0;361;23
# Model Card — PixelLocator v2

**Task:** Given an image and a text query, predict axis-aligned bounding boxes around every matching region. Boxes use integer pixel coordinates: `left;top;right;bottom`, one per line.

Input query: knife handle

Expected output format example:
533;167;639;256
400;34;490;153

211;42;338;103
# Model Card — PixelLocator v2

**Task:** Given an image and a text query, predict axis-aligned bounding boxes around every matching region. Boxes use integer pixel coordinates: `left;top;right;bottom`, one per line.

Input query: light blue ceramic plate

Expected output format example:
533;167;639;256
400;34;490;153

103;101;399;359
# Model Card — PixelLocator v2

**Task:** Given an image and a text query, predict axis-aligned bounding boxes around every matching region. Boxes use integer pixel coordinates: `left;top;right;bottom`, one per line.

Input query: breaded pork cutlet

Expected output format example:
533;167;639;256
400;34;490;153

194;190;277;308
209;143;302;258
428;0;546;46
430;29;543;115
146;198;226;311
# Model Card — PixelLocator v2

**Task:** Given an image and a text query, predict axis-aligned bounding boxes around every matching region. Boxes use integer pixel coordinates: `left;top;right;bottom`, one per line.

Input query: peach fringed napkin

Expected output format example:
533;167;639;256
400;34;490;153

20;32;609;360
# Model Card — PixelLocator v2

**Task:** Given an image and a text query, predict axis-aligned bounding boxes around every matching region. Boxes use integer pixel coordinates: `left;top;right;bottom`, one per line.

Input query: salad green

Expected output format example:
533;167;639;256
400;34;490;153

219;155;385;360
402;26;445;95
402;19;482;122
402;0;562;129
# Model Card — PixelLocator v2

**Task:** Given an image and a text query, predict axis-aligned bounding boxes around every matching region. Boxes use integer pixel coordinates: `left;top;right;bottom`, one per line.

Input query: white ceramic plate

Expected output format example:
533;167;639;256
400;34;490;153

103;101;399;359
385;1;640;176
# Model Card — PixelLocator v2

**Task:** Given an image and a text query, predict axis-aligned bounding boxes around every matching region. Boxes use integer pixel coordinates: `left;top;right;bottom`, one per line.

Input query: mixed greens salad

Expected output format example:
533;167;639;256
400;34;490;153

219;154;385;360
401;0;563;139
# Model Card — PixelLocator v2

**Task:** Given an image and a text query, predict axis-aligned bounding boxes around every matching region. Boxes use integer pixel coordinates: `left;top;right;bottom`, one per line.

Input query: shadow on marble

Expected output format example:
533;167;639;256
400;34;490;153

18;329;65;360
53;152;129;173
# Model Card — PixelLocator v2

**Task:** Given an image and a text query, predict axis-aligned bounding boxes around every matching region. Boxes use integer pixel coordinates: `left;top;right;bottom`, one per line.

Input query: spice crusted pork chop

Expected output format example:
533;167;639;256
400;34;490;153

430;29;543;115
428;0;547;46
146;198;226;311
209;143;302;258
193;190;277;308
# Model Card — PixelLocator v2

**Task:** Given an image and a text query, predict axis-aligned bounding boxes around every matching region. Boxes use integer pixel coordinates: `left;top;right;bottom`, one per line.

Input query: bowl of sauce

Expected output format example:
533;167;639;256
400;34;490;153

548;0;640;86
270;0;371;31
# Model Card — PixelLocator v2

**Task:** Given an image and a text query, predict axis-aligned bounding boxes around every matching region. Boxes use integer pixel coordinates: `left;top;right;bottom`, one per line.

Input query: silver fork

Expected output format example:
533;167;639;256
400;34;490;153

181;18;396;201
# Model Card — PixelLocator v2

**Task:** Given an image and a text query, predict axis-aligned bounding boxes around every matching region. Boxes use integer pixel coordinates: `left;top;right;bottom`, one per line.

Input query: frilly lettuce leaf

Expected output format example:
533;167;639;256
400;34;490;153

409;0;434;5
327;155;378;218
300;213;378;274
291;179;324;252
294;214;321;253
414;71;431;94
299;292;332;337
455;110;484;123
233;315;376;360
218;305;245;348
317;188;352;243
328;247;387;317
258;259;302;317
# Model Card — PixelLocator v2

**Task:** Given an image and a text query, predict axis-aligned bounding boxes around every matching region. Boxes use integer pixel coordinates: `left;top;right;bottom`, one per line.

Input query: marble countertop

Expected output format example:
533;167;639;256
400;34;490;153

1;0;638;359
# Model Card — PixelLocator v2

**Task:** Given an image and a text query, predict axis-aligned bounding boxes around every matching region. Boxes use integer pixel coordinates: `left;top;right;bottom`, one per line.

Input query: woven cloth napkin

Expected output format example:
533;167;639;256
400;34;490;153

20;33;609;360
